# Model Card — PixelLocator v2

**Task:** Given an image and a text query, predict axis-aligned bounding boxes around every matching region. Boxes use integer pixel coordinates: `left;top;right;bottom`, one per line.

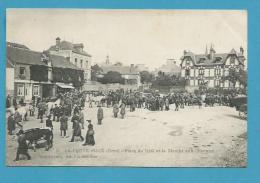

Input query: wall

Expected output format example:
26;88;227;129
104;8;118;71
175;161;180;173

71;52;92;81
6;68;14;96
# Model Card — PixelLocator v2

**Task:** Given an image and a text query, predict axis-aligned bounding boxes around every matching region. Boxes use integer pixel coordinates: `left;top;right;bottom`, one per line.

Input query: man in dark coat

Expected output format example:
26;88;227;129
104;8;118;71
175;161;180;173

6;95;11;108
7;112;15;135
60;113;68;137
46;115;53;130
69;116;84;142
97;105;104;125
14;130;31;161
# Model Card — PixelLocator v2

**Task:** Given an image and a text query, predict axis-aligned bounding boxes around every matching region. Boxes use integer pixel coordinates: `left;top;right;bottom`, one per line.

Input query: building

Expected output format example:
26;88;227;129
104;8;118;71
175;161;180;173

98;64;141;88
180;46;246;91
7;42;84;103
6;58;15;98
154;58;181;76
7;43;50;103
48;37;92;82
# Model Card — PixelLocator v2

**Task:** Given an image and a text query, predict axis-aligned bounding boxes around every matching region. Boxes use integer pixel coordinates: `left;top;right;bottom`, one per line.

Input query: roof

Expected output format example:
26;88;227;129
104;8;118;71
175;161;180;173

7;46;47;66
48;41;91;57
101;65;139;75
48;54;82;70
181;48;245;66
7;42;30;50
6;58;14;68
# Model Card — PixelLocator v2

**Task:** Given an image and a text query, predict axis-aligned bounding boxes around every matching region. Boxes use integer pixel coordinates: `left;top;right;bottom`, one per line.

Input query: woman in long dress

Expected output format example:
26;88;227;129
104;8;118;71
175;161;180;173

83;120;95;146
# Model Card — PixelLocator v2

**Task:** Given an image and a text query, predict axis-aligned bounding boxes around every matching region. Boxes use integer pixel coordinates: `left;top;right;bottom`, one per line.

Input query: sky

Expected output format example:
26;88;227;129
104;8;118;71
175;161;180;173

6;9;247;70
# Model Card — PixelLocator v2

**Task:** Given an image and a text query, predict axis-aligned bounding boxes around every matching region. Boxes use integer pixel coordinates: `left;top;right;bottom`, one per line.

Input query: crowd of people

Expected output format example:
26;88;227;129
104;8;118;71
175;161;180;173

6;88;246;161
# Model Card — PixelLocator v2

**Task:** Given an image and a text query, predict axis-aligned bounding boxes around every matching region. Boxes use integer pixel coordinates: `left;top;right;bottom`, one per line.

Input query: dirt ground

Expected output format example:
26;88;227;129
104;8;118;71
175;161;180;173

6;104;247;167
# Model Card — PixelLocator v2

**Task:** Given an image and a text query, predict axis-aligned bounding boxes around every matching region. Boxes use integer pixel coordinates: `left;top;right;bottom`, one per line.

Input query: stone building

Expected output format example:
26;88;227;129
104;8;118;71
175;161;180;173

48;37;92;82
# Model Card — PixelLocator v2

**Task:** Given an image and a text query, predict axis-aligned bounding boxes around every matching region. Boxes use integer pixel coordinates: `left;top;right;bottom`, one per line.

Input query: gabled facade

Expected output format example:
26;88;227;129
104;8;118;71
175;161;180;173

98;63;141;87
7;42;84;104
180;46;246;90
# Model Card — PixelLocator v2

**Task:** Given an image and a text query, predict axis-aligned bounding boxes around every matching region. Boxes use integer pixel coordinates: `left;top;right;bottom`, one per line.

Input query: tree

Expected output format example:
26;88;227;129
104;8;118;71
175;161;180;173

91;64;103;81
139;71;154;84
224;68;247;88
151;71;186;88
98;71;125;84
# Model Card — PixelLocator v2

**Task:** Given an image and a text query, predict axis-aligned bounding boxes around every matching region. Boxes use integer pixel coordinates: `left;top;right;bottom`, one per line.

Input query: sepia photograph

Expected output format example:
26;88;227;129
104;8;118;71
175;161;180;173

5;9;247;167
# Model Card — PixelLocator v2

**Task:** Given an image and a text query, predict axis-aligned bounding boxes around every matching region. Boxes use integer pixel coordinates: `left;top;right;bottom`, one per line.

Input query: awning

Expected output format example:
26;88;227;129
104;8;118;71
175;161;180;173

56;83;74;89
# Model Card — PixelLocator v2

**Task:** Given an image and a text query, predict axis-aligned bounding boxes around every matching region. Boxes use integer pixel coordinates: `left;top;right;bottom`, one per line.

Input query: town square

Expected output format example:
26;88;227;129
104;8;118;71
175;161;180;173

5;9;247;167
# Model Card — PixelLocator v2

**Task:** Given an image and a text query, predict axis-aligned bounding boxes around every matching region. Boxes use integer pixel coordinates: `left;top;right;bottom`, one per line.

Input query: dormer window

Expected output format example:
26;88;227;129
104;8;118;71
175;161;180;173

214;57;222;63
198;58;206;64
230;57;235;64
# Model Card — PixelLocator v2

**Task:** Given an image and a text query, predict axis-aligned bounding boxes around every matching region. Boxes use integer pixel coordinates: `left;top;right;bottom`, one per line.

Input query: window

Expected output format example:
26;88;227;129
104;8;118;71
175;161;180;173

75;58;78;66
198;79;204;85
25;84;29;96
17;84;24;96
186;60;190;65
224;69;229;76
230;57;235;64
185;69;190;76
215;80;220;87
199;68;204;75
19;67;25;75
33;85;40;96
215;68;221;76
80;60;83;68
198;58;205;63
86;61;88;68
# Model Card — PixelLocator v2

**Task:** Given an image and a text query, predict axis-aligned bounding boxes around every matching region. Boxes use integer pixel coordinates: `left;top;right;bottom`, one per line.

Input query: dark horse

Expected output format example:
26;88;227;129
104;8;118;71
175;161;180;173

24;128;53;151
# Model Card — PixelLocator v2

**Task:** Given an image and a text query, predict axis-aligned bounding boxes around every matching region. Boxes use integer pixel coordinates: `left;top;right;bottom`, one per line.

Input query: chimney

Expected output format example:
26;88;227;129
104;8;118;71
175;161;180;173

209;45;215;60
183;50;187;55
130;64;134;73
56;37;61;46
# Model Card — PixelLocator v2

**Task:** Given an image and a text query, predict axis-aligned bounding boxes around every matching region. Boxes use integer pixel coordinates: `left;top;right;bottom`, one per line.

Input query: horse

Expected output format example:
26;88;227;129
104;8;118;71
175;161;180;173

46;98;61;116
7;105;29;121
24;128;53;151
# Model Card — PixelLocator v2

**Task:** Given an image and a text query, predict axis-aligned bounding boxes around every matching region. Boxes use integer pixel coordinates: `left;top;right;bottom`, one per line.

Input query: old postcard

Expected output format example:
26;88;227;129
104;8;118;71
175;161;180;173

5;9;247;167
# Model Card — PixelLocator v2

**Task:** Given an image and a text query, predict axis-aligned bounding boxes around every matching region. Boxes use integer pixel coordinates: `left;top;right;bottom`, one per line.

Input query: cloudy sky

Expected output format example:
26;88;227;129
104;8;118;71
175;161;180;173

7;9;247;70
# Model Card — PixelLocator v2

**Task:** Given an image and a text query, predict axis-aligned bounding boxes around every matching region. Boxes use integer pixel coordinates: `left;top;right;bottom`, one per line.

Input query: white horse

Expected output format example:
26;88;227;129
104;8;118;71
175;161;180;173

46;98;61;115
91;96;105;105
7;105;29;121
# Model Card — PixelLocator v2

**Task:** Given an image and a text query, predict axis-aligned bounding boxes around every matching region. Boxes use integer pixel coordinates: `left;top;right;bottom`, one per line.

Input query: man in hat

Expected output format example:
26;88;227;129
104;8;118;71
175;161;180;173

69;117;84;142
97;105;103;125
14;130;31;161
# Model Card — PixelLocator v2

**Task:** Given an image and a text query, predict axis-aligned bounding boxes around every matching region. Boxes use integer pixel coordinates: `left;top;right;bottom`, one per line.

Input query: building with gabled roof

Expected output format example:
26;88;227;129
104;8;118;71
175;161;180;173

98;62;141;87
180;46;246;91
6;42;84;104
48;37;92;82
